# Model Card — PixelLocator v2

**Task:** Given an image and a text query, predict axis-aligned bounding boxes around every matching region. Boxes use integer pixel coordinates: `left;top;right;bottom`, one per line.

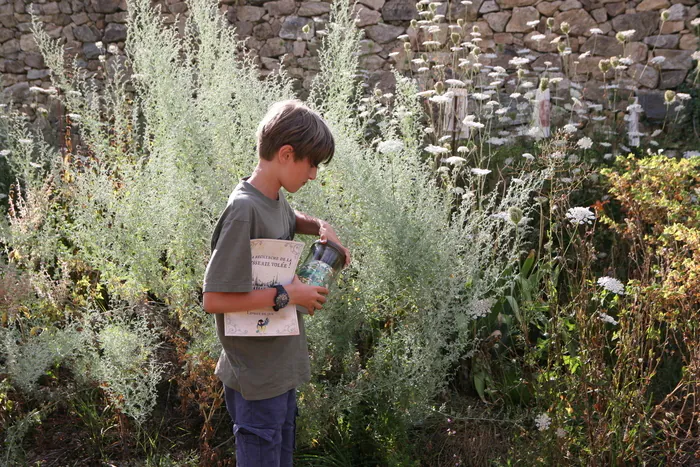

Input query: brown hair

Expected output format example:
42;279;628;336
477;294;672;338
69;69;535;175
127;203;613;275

256;99;335;167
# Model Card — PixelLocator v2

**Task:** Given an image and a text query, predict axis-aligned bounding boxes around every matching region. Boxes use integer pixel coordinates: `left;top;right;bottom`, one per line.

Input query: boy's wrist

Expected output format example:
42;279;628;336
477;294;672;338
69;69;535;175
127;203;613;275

285;281;299;305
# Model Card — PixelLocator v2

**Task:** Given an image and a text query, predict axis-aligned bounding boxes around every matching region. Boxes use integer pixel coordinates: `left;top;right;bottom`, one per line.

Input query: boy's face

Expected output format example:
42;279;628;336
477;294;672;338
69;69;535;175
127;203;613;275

279;146;318;193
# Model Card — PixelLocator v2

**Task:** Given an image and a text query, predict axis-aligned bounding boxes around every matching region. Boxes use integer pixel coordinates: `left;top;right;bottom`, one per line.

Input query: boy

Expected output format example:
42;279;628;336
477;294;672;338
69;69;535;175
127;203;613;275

202;99;350;466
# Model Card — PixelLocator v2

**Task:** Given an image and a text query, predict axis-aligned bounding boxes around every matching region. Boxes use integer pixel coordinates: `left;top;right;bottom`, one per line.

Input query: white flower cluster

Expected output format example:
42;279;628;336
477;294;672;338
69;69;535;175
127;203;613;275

445;156;466;165
597;276;625;295
535;413;552;431
598;312;619;325
563;123;578;134
462;115;485;129
377;139;404;154
470;168;491;176
425;144;450;155
577;136;593;149
566;207;596;225
618;29;636;39
508;57;531;67
468;298;495;319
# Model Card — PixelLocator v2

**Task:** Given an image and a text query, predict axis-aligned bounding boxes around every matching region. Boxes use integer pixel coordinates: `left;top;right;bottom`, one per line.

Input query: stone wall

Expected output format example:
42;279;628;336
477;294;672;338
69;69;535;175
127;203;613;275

0;0;698;118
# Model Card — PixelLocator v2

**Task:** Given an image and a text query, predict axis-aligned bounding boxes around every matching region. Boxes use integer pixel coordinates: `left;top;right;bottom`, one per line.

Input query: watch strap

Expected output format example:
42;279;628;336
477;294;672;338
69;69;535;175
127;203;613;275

272;284;289;311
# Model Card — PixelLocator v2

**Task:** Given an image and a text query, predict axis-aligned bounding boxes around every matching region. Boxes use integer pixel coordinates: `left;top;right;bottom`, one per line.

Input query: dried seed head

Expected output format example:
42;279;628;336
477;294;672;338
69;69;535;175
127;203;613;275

664;90;676;104
560;22;570;34
508;206;523;225
434;81;445;94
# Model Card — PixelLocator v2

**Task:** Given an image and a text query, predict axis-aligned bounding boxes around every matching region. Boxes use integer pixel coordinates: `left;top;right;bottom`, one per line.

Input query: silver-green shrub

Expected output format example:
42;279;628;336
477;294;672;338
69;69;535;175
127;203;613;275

291;0;545;448
0;0;544;455
93;310;164;423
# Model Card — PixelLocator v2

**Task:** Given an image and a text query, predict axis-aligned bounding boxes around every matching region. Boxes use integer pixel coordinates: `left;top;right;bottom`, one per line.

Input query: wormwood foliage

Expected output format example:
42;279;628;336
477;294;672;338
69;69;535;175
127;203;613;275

1;0;543;462
292;1;545;456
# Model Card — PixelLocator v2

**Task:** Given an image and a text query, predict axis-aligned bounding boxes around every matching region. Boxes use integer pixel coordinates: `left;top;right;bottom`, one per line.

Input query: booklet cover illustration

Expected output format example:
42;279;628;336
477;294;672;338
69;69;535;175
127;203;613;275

224;239;305;336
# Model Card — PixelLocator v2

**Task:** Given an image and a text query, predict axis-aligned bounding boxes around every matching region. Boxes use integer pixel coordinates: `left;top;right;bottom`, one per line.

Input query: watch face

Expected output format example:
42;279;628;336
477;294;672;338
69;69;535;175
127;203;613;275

275;289;289;309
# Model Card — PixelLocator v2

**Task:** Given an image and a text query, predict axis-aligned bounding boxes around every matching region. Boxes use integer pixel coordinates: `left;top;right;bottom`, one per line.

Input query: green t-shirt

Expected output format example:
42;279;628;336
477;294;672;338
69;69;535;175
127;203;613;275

203;178;310;400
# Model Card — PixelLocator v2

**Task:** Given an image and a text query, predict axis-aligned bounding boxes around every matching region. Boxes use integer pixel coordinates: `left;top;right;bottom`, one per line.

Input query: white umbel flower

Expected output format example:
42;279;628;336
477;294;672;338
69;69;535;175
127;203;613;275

597;276;625;295
577;136;593;149
377;140;404;154
563;123;578;134
445;79;466;87
462;115;485;128
416;90;437;98
598;312;619;325
566;207;596;225
430;94;453;104
468;298;494;318
618;29;636;39
535;413;551;431
424;144;450;155
470;168;492;176
444;156;466;164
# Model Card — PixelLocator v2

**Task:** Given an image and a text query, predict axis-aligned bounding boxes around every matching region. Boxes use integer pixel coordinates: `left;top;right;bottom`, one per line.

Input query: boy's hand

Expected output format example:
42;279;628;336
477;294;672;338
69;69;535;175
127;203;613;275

319;221;352;267
286;275;328;316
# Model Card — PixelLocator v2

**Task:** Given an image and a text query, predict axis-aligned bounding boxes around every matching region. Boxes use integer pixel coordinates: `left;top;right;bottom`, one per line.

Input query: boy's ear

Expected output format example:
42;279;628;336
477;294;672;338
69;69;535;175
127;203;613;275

278;144;294;163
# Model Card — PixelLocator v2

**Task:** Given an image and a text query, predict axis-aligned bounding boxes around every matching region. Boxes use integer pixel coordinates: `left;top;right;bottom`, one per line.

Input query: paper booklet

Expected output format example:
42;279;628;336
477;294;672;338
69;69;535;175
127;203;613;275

224;239;305;337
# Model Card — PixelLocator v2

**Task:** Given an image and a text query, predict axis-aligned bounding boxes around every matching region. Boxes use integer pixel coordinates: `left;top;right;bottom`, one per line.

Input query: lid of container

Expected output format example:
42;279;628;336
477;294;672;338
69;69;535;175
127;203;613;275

313;239;346;263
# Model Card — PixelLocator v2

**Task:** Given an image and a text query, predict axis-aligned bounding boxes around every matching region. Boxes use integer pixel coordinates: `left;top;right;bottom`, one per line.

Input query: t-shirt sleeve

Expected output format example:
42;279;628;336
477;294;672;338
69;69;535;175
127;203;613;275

203;217;253;293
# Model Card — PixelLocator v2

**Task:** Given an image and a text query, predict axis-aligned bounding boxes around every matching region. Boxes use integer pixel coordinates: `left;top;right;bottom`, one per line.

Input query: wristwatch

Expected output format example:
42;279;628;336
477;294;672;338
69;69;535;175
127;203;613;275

272;285;290;311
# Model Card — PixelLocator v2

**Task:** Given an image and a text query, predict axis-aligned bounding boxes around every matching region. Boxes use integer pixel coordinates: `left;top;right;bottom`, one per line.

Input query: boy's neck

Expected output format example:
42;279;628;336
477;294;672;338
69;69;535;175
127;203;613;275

247;163;281;200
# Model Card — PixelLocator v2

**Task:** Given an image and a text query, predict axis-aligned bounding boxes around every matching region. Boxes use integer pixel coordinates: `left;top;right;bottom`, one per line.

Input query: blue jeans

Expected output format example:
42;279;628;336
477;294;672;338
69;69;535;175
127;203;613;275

224;385;297;467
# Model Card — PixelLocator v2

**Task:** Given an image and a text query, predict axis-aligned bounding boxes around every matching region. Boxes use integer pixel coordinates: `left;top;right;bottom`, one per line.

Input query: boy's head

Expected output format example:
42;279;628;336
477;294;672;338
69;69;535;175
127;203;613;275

256;100;335;167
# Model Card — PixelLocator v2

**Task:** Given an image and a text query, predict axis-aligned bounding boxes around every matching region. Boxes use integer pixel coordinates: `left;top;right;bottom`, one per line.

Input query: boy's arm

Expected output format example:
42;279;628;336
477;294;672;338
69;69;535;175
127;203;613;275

294;210;351;267
203;276;329;315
